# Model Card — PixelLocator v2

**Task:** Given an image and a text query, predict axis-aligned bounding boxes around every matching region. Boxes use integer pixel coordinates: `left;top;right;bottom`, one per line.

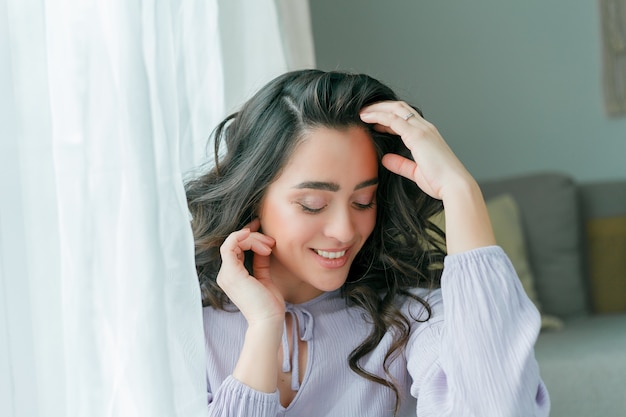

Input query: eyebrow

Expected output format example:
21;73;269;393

293;178;378;192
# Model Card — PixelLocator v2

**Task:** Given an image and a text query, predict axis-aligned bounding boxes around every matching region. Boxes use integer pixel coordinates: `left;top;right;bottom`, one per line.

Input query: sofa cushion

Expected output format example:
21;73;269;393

429;193;564;330
579;180;626;219
480;172;588;317
485;194;564;330
534;314;626;417
586;216;626;313
486;195;539;303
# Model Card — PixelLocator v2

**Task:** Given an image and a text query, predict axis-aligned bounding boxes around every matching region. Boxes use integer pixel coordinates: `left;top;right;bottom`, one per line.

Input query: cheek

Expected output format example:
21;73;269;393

259;200;286;237
361;211;377;238
259;200;314;242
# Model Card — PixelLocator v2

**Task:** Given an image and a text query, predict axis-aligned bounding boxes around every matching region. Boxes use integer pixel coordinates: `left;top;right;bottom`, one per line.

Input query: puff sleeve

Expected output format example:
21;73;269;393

407;246;551;417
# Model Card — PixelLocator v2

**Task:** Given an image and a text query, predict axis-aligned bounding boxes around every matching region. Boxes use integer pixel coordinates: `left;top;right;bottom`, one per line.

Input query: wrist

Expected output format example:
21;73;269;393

233;318;283;393
439;174;480;204
440;178;496;254
246;318;284;341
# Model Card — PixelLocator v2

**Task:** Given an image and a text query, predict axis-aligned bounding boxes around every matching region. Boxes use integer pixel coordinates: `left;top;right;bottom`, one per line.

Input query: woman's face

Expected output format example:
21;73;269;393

258;126;378;304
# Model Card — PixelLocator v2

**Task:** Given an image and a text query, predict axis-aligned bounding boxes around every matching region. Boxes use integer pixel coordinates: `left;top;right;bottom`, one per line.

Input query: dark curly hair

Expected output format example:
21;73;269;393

185;69;446;415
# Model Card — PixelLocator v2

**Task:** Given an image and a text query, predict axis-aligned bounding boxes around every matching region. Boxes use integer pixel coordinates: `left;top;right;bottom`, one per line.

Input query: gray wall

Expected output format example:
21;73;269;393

310;0;626;182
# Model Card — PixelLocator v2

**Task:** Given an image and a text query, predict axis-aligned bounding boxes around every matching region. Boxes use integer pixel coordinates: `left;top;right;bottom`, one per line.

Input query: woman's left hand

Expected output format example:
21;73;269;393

361;100;496;253
360;101;474;201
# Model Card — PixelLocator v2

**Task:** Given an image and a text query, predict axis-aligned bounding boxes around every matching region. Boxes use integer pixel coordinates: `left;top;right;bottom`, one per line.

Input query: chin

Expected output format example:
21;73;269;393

313;274;349;293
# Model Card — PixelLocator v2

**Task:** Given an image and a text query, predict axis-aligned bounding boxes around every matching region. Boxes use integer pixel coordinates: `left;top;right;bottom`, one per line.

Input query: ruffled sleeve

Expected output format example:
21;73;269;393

207;375;279;417
407;246;551;417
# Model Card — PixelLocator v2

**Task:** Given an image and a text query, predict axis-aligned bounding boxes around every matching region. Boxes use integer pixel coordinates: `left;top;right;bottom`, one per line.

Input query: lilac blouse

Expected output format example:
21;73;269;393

202;246;551;416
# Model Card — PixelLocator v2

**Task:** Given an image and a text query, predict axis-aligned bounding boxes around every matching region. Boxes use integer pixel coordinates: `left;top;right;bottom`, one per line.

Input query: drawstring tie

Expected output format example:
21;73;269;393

281;304;314;391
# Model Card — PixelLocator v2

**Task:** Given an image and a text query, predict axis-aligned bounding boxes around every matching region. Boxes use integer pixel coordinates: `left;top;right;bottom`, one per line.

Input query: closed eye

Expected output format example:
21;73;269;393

298;203;326;214
353;201;375;210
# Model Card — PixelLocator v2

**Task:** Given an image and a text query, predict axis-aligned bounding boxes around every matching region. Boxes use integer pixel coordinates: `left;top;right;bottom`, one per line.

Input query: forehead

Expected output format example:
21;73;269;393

278;126;378;182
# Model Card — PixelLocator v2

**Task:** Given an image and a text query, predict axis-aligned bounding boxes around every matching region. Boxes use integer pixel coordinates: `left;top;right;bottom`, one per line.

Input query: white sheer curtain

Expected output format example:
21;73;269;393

218;0;316;113
0;0;314;416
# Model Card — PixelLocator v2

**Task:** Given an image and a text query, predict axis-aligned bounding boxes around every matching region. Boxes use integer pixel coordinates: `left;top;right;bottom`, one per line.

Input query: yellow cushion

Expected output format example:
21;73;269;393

487;195;538;300
587;216;626;313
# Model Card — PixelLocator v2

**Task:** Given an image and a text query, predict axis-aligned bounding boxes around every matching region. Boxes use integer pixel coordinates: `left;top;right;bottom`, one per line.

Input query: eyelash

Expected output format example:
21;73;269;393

299;204;325;214
298;202;375;214
354;202;375;211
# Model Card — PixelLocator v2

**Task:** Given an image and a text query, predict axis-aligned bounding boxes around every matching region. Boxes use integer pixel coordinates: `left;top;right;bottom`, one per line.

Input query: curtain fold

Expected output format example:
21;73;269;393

217;0;316;114
1;0;222;416
1;1;315;416
275;0;316;72
1;1;63;415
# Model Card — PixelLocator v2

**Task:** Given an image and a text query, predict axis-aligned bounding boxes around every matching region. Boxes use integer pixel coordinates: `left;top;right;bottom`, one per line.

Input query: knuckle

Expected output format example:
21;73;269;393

413;126;429;138
216;267;236;290
219;240;230;255
423;119;436;130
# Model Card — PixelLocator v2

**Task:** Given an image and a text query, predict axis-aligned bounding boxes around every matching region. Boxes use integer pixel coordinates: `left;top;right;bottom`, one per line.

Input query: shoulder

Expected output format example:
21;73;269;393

202;304;247;338
399;247;513;329
399;286;443;321
400;287;445;384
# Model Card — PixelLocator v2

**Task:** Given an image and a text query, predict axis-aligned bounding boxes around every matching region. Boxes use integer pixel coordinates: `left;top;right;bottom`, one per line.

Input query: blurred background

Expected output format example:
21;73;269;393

309;0;626;183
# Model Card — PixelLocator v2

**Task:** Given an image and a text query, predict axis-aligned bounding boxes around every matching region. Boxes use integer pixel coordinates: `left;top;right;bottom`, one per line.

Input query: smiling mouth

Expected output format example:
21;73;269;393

313;249;347;259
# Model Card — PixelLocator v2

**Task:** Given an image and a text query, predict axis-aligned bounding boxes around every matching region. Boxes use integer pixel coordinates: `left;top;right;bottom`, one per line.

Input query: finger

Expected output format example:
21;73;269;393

252;251;272;281
242;219;275;247
221;229;273;259
360;108;424;128
223;228;251;250
235;234;274;256
381;153;418;180
219;230;249;272
367;121;400;136
360;101;430;133
361;110;425;145
248;236;274;256
363;111;438;153
361;100;419;119
243;217;261;232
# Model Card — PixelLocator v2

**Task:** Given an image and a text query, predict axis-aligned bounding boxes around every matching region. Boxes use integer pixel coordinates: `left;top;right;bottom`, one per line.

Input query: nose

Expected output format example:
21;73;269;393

324;207;356;243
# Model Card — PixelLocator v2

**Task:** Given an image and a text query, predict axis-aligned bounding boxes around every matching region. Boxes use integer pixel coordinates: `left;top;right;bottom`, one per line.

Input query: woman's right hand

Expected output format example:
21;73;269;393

220;219;284;392
216;218;285;326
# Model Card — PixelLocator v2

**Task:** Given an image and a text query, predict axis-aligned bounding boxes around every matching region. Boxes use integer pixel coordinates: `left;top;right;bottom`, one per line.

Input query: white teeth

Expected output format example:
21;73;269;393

315;249;346;259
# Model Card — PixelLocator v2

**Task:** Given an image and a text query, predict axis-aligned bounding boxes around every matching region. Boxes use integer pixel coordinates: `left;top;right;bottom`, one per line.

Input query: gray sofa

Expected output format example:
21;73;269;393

480;172;626;417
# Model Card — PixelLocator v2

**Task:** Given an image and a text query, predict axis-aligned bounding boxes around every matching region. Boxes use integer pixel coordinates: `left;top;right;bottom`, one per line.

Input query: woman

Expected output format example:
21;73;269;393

186;69;550;416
